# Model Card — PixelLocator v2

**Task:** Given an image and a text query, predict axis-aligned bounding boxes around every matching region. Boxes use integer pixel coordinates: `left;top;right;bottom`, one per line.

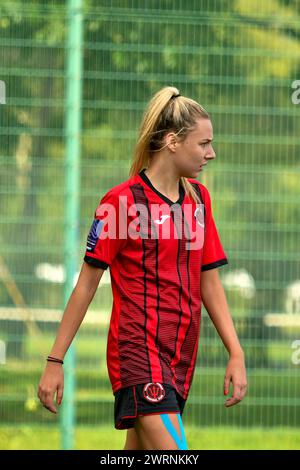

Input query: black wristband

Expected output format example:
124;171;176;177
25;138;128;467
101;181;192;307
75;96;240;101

47;356;64;364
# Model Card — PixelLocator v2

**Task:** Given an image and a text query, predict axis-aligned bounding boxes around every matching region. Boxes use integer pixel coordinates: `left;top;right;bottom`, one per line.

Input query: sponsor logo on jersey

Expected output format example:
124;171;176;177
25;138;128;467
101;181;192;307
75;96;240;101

154;214;171;225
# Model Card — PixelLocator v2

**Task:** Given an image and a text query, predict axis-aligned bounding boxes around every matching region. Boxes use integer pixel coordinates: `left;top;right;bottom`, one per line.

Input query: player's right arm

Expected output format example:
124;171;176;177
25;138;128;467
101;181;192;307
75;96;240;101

37;261;104;414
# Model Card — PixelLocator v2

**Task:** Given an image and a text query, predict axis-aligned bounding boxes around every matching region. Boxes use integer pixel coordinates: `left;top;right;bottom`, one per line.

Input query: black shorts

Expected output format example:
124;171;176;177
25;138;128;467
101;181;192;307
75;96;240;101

114;382;187;430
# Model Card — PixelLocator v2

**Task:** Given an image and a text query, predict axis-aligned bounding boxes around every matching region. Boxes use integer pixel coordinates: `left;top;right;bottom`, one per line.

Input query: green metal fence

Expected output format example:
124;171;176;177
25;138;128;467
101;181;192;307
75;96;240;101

0;0;300;449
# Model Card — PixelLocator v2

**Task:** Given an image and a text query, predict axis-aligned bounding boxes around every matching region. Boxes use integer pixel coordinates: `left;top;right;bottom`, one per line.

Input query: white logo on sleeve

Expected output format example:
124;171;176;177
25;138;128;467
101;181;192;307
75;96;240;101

154;215;171;225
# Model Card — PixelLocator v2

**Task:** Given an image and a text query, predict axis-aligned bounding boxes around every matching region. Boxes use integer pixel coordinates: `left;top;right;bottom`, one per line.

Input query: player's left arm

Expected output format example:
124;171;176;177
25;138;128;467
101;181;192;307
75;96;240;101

201;267;248;407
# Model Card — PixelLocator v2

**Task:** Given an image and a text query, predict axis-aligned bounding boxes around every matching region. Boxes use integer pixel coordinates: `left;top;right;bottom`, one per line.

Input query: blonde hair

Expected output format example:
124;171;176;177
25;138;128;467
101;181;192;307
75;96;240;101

129;86;210;204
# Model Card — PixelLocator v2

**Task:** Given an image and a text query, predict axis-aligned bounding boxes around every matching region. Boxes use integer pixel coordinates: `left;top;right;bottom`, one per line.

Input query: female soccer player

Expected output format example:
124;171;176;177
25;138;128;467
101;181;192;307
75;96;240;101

38;86;247;450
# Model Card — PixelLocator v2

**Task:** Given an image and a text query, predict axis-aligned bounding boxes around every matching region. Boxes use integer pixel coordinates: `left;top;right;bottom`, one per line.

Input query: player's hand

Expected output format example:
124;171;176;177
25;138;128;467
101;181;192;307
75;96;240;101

37;362;64;414
223;353;247;407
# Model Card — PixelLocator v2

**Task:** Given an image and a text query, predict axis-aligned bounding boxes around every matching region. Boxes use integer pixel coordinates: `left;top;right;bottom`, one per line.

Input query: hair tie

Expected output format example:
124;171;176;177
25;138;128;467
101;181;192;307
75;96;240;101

171;93;181;99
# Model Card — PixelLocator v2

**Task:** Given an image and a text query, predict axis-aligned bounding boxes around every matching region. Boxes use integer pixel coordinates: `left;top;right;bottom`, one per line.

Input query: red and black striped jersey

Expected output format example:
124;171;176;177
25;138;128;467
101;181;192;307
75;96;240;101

84;169;228;400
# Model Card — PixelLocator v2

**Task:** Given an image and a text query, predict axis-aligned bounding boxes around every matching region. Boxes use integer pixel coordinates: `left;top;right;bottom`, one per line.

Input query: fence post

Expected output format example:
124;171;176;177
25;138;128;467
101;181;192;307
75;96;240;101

61;0;83;450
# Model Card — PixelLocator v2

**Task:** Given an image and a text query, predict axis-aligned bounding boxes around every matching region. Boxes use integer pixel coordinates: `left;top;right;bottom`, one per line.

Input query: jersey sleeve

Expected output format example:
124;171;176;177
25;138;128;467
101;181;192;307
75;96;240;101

200;184;229;271
83;189;128;270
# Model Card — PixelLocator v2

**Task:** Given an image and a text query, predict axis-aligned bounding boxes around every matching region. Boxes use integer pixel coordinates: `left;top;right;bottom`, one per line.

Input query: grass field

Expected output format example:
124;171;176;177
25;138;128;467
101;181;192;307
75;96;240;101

1;425;300;450
1;326;300;450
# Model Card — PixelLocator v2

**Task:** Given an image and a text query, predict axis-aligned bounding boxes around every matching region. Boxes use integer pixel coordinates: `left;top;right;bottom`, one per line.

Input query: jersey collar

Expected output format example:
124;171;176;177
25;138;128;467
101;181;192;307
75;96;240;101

138;168;185;206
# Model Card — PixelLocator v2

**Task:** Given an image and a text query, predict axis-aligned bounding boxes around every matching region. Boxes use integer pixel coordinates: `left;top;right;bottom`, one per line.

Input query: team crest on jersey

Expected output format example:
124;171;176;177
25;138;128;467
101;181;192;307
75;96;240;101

143;382;165;403
86;218;104;252
194;205;205;228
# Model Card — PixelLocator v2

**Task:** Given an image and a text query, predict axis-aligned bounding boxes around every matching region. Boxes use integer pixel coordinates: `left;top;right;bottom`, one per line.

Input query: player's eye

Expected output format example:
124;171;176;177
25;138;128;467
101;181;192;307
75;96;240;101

200;142;209;148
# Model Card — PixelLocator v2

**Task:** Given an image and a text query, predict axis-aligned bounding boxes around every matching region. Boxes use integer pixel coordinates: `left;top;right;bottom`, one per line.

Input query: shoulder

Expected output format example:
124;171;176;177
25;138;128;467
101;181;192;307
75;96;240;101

187;177;211;203
98;175;138;205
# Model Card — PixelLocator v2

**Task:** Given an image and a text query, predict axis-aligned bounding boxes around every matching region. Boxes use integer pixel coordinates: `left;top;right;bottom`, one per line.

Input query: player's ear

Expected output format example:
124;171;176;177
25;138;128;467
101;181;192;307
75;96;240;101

165;132;180;151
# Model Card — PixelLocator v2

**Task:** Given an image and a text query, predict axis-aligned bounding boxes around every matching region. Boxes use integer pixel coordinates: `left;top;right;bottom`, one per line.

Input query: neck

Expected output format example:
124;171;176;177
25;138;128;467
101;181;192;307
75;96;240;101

144;161;181;196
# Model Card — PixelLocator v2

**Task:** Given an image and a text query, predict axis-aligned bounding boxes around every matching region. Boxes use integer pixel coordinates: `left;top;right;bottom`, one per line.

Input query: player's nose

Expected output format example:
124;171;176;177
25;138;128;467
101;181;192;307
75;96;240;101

207;146;216;160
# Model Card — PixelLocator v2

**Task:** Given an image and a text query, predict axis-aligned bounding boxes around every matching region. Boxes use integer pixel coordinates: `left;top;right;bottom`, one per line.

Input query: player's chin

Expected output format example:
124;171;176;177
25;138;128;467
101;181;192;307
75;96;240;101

179;167;199;178
184;169;200;178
